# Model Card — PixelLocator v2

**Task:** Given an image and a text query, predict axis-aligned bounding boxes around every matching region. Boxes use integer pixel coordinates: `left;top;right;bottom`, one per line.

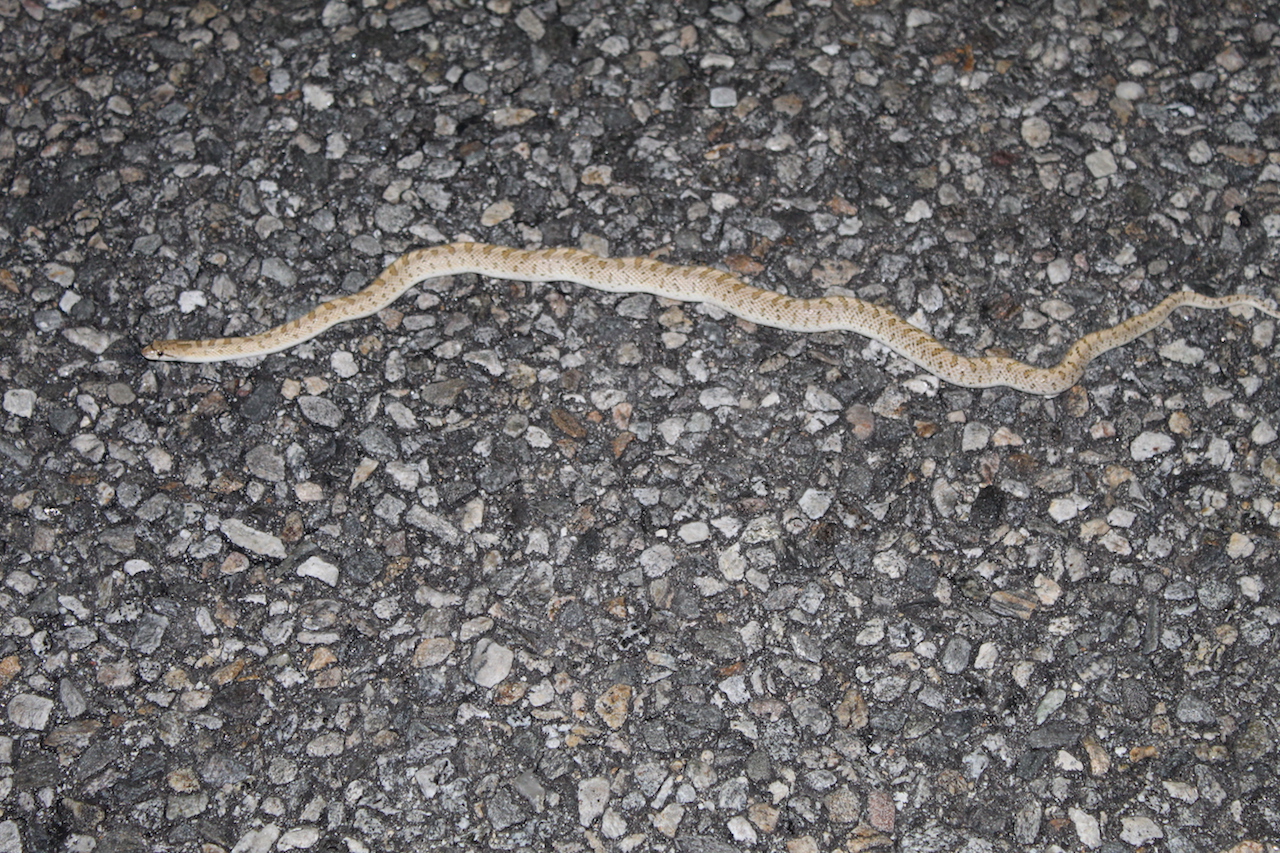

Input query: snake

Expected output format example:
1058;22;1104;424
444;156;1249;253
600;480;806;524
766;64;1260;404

142;241;1280;396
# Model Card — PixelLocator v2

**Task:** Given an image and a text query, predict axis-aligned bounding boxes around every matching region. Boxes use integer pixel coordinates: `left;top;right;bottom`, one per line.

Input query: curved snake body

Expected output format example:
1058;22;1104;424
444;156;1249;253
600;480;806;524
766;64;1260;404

143;242;1279;396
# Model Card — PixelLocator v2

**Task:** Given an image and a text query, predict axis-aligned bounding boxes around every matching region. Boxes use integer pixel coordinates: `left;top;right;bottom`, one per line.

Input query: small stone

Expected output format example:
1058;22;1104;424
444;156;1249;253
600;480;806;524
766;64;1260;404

231;825;282;853
297;396;344;428
492;107;536;128
577;776;610;826
480;199;514;226
941;636;971;674
260;257;296;286
245;445;286;481
595;684;632;729
1227;532;1255;559
1021;116;1051;148
845;404;874;440
469;638;513;687
132;613;170;654
1130;431;1175;461
514;7;544;39
221;519;287;558
321;1;354;27
1068;807;1101;848
1048;496;1082;523
7;694;54;730
1252;420;1277;445
3;389;36;418
824;787;860;823
903;199;932;222
1215;46;1245;72
804;386;842;412
1188;139;1214;164
296;555;339;587
413;637;454;667
330;351;358;378
306;732;344;757
727;815;757;843
1174;693;1217;725
790;695;832;735
786;836;819;853
96;660;136;689
1046;257;1071;284
798;489;833;519
581;164;612;186
1084;149;1118;177
962;422;990;451
709;87;738;108
653;802;685;837
1162;780;1199;804
1114;81;1144;101
1235;718;1275;761
867;789;895;832
278;826;321;850
677;521;710;543
388;6;432;31
1158;340;1205;365
302;84;333;110
989;590;1037;620
639;543;676;577
44;263;75;286
62;327;116;354
1119;816;1164;845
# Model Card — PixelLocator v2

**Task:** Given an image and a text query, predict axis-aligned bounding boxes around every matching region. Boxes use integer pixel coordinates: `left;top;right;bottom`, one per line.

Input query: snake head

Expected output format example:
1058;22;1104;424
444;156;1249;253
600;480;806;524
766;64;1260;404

142;340;192;361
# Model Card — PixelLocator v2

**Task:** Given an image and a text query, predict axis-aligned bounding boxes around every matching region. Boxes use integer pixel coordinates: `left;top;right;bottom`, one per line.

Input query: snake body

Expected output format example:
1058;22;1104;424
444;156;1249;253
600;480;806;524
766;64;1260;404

143;242;1279;396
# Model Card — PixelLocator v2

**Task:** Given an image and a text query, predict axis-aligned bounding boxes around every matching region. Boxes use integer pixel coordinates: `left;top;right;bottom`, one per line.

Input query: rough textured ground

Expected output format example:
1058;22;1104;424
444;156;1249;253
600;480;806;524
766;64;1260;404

1;1;1278;852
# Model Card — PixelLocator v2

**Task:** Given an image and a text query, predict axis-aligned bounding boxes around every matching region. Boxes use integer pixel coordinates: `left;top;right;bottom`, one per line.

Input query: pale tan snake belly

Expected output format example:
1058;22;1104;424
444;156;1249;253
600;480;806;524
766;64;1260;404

142;242;1280;396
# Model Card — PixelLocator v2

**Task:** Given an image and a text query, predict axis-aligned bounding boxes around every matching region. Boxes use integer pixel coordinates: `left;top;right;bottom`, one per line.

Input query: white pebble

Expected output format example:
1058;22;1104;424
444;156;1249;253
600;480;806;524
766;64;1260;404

3;389;36;418
728;816;757;843
640;543;676;577
44;262;75;286
302;83;333;110
1130;431;1175;461
221;518;287;558
330;350;359;378
524;425;552;449
1114;81;1145;101
1048;497;1081;523
904;199;932;222
469;638;513;687
798;489;833;519
1226;533;1254;560
678;521;710;543
1020;116;1051;148
175;289;207;312
709;87;738;108
577;776;610;826
232;826;282;853
1084;149;1118;177
1046;257;1072;285
1157;340;1205;365
296;555;339;587
7;694;54;730
1186;140;1213;165
278;827;321;850
1106;508;1137;528
1068;808;1101;848
962;422;991;451
1120;816;1164;845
